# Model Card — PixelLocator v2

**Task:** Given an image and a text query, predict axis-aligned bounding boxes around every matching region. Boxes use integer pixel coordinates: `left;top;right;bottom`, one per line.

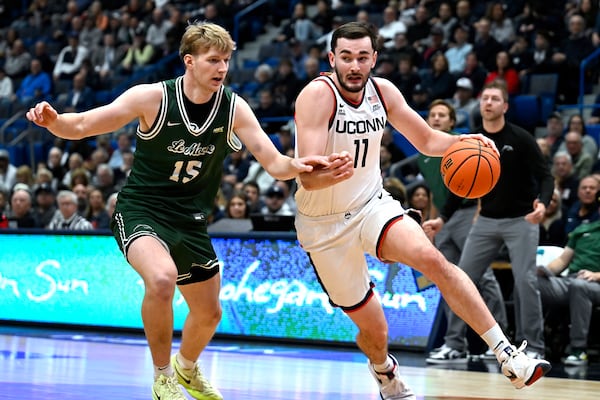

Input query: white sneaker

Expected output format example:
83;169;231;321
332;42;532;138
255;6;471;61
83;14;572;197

498;341;551;389
368;354;416;400
152;375;187;400
426;344;468;364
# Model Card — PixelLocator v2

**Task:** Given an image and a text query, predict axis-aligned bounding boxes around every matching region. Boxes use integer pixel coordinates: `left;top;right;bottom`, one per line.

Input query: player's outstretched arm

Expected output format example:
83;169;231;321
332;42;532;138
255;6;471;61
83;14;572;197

233;96;330;180
26;83;162;140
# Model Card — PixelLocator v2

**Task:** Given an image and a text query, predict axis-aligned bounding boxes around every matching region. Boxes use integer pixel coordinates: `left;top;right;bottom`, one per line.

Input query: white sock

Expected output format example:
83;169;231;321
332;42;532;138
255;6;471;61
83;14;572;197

176;352;196;370
481;324;511;359
373;355;394;373
154;363;173;380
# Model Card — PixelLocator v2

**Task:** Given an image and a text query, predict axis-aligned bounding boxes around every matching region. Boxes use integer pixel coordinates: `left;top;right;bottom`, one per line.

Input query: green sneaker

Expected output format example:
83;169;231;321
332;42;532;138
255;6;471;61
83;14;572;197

152;375;187;400
172;354;223;400
564;350;588;366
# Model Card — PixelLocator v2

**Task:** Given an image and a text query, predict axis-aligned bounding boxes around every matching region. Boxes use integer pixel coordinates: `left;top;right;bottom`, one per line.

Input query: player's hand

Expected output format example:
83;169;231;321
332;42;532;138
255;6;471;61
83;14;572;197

325;151;354;179
422;217;443;240
26;101;59;127
292;154;331;173
461;133;499;157
524;198;545;225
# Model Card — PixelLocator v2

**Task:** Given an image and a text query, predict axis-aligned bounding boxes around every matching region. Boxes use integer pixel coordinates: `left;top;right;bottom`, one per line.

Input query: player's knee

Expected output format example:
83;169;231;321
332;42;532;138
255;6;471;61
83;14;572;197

145;269;178;301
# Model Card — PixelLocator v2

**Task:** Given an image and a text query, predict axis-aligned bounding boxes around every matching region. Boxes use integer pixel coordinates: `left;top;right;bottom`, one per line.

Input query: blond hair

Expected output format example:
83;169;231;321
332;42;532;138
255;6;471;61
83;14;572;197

179;22;236;59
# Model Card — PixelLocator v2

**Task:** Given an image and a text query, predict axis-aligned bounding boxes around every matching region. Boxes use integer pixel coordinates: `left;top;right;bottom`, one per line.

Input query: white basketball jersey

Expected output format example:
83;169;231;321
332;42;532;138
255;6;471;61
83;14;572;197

295;76;388;217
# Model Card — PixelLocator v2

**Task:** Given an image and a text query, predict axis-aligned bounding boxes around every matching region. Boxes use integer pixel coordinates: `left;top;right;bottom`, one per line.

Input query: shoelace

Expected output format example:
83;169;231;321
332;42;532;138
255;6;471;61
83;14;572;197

165;376;183;395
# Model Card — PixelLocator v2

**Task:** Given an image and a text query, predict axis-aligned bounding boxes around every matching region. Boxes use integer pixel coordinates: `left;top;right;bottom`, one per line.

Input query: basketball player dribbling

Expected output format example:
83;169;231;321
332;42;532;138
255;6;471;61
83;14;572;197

293;22;551;399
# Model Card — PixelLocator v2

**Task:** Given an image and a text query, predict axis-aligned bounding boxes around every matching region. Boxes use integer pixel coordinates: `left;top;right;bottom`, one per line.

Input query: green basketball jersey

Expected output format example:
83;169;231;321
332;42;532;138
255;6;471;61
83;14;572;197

117;77;242;222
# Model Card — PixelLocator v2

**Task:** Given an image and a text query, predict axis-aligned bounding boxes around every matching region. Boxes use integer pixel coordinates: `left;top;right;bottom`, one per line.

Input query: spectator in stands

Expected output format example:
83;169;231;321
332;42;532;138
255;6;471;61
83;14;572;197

311;0;335;35
383;32;422;71
553;151;580;216
539;188;566;246
564;131;593;180
48;190;93;230
299;55;321;88
451;0;476;42
108;132;135;170
407;182;437;223
545;112;565;157
14;165;35;191
271;58;302;115
45;146;66;186
119;24;155;75
85;188;110;229
225;191;250;220
380;145;394;179
71;182;90;217
0;149;17;194
315;15;344;55
508;35;534;78
32;41;54;75
53;32;89;82
486;1;516;47
106;191;118;220
558;114;598;160
449;77;479;131
526;30;557;76
58;72;96;113
564;175;600;236
245;63;273;103
260;183;293;216
14;59;52;107
552;14;596;104
0;68;14;110
242;180;264;214
420;26;447;70
409;83;430;111
32;182;57;229
91;32;125;89
406;4;431;50
145;7;173;51
3;38;32;80
6;187;37;228
381;126;406;165
61;152;87;188
272;124;295;157
430;1;456;42
79;12;103;49
222;147;251;194
390;54;421;101
374;54;396;81
112;149;133;190
537;196;600;366
484;51;520;95
274;2;321;44
444;24;473;75
458;51;488;98
93;163;116;201
421;52;455;101
378;5;407;49
254;89;288;135
473;17;504;72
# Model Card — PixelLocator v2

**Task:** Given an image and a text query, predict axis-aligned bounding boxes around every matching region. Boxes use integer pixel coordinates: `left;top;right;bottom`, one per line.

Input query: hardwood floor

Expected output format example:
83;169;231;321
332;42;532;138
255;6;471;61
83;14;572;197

1;327;599;400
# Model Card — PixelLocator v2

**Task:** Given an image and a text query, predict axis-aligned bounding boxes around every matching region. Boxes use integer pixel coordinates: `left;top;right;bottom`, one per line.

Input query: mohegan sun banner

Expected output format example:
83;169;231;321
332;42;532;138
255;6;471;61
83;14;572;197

0;231;441;349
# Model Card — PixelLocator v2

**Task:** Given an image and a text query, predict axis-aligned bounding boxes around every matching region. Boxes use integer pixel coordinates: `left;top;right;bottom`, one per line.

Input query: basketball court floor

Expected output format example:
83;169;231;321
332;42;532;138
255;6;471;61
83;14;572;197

1;326;598;400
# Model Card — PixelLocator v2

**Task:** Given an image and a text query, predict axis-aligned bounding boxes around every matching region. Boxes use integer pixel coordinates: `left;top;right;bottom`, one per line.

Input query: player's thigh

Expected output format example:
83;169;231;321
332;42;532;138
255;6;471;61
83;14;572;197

308;236;372;308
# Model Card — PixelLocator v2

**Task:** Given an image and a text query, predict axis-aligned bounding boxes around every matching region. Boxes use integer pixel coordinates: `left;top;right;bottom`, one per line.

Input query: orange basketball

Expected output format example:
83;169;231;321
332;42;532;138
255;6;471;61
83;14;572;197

440;138;501;199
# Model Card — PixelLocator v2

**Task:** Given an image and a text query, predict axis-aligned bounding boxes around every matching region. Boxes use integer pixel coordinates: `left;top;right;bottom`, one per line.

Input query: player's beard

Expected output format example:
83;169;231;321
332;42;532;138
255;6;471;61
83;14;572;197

334;67;368;93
